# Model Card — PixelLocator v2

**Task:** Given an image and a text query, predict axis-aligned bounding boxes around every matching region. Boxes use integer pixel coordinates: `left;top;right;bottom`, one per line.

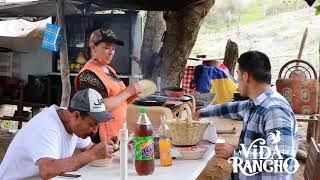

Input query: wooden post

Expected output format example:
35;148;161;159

57;0;71;108
318;41;320;114
223;39;238;76
318;41;320;142
296;27;308;70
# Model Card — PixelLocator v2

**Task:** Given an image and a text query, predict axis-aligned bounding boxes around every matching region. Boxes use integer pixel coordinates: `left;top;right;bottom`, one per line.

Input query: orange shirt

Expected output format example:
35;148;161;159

75;63;127;141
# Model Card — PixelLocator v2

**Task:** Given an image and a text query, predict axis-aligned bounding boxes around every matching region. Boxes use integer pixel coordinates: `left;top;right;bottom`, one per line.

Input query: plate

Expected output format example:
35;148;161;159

168;95;192;102
89;157;114;167
178;146;208;160
134;95;167;106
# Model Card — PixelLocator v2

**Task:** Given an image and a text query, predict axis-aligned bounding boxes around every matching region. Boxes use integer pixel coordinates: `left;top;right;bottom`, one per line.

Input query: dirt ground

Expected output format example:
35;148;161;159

0;105;308;180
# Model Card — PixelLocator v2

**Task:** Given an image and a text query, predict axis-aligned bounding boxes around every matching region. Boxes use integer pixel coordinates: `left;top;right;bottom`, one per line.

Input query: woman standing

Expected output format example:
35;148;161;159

75;28;141;142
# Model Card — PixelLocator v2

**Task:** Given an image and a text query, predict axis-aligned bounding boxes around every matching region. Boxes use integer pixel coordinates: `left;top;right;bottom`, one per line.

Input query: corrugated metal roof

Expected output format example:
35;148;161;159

0;0;205;17
0;0;81;17
88;0;206;11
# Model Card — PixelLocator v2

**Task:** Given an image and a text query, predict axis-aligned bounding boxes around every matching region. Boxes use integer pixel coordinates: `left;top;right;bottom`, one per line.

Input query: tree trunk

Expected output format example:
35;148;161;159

318;41;320;141
223;39;238;76
140;11;166;79
155;0;215;87
318;41;320;114
57;0;71;108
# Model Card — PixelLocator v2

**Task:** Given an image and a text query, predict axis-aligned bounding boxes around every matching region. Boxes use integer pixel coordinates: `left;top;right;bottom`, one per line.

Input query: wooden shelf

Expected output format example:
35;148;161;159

0;63;10;67
0;116;30;122
0;98;47;108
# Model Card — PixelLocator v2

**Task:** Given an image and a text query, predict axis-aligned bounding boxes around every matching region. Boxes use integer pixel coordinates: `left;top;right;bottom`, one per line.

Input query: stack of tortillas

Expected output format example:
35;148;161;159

137;79;157;97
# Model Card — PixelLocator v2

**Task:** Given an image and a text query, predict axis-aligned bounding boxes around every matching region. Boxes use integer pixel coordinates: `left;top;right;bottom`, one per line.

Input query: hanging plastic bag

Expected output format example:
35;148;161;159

41;23;61;51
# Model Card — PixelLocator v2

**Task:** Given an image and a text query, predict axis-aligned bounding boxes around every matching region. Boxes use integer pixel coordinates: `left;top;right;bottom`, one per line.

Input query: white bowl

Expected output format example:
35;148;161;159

179;146;208;160
216;138;226;144
89;157;114;167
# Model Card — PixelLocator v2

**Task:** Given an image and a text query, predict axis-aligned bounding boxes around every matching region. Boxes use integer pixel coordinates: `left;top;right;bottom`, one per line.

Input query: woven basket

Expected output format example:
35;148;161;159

166;104;209;146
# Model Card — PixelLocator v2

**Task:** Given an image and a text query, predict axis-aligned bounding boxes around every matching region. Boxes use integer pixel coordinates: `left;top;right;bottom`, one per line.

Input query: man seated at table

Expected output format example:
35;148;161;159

0;88;116;180
193;51;298;180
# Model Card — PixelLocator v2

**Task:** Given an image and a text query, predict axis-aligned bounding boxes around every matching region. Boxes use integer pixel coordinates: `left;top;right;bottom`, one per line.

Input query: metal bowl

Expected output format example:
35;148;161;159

162;87;185;98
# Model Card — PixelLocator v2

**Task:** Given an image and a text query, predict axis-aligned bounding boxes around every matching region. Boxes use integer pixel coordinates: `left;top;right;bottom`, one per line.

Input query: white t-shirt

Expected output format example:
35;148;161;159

0;105;91;180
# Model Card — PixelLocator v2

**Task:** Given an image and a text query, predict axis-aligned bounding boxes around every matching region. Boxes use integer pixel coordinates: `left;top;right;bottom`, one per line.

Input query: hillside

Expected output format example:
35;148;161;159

192;8;320;83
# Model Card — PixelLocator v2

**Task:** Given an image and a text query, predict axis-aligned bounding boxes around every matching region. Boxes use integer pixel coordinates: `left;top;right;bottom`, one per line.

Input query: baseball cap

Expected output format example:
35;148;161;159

70;88;113;123
89;28;124;47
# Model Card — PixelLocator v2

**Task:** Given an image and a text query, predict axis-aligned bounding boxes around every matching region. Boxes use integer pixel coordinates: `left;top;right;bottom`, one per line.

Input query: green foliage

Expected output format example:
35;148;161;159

315;5;320;15
241;11;264;25
191;0;318;58
202;0;306;30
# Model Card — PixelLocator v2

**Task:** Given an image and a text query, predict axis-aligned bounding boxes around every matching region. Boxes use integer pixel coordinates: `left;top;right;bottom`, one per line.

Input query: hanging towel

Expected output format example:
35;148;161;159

194;65;238;104
181;66;197;94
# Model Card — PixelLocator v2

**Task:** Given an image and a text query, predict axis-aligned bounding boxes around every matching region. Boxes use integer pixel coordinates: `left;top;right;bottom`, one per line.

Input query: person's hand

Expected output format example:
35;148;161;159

128;141;134;151
192;111;201;121
110;136;120;152
90;141;114;160
127;94;139;103
215;143;237;160
128;133;134;151
126;83;142;96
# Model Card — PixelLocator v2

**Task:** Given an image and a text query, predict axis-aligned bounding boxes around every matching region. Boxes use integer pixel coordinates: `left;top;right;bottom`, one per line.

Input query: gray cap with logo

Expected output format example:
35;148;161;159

70;88;113;123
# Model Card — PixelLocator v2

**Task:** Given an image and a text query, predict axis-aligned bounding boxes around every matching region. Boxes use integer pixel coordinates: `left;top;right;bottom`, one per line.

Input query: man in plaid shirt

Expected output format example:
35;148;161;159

193;51;298;180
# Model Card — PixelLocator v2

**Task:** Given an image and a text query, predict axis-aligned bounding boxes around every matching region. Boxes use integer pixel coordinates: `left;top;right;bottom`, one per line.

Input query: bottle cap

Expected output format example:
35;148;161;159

119;128;128;140
140;108;147;113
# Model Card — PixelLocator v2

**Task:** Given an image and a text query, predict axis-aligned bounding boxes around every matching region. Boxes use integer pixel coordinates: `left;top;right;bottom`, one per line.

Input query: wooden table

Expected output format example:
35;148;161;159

54;143;215;180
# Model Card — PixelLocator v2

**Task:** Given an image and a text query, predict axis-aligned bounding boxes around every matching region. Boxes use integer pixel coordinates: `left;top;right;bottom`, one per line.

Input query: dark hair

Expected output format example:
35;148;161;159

68;107;89;118
237;51;271;84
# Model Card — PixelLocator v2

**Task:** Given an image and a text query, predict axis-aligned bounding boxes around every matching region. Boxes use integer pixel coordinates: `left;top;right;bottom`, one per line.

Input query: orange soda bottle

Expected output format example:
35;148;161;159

159;116;172;167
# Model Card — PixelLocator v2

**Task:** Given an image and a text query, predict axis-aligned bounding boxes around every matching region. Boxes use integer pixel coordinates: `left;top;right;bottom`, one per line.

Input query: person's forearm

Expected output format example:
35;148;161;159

39;151;96;180
199;104;233;119
104;91;131;111
199;101;248;120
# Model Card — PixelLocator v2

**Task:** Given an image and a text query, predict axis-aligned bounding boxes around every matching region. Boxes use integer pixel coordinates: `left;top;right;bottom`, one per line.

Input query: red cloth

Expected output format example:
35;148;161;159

181;66;197;94
218;64;230;74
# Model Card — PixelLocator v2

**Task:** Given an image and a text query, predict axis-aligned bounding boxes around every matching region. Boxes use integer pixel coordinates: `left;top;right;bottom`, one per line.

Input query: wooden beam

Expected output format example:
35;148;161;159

91;0;205;11
57;0;71;108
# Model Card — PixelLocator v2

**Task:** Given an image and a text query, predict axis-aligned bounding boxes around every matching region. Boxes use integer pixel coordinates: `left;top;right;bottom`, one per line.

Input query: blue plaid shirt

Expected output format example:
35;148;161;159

200;88;298;180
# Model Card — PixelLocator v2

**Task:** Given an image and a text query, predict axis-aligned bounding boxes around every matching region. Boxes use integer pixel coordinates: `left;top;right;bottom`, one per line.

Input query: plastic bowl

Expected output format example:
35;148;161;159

89;157;114;167
179;146;208;160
